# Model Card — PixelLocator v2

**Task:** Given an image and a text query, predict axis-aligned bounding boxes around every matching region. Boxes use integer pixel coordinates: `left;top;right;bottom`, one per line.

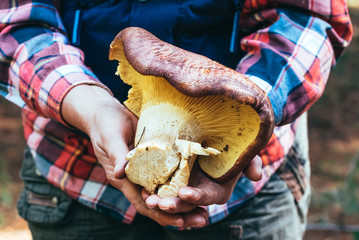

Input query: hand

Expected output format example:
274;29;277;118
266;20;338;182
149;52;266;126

61;84;208;227
143;155;263;225
180;155;262;205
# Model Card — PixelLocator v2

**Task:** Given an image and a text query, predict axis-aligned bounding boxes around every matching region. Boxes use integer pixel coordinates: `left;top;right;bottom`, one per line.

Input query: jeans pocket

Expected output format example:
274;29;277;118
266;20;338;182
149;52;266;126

17;149;73;227
17;188;73;227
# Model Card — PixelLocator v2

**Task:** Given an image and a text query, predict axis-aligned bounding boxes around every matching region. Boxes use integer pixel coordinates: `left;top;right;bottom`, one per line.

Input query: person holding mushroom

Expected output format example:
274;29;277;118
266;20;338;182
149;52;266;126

0;0;352;239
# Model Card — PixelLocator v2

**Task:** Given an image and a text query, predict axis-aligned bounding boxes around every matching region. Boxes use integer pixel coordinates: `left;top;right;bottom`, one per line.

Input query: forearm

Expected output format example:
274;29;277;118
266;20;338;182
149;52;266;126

0;0;109;125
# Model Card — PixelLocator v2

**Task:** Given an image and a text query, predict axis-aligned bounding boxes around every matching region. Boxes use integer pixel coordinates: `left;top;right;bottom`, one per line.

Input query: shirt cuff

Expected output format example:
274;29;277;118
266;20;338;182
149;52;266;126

37;64;113;126
244;74;281;125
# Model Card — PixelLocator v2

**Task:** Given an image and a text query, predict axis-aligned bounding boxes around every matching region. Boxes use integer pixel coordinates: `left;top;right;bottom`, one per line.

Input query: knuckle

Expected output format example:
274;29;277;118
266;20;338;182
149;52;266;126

154;212;168;226
132;200;145;215
193;190;202;202
201;189;214;205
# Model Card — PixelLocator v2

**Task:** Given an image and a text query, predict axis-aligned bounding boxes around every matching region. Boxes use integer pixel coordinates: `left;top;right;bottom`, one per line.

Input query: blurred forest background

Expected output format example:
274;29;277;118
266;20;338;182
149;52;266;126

0;1;358;239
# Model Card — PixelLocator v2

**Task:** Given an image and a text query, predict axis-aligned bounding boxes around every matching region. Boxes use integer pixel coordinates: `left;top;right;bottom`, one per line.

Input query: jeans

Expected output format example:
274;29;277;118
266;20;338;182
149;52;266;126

18;151;310;240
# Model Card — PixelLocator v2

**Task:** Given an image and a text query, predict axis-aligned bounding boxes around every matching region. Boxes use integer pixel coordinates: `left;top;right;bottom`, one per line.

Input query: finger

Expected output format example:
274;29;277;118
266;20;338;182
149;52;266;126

114;161;128;179
137;204;185;227
110;141;129;179
145;194;160;209
120;180;184;227
243;155;262;182
157;197;197;213
144;192;197;213
178;185;225;206
110;109;137;179
141;188;151;201
95;127;130;179
182;207;209;228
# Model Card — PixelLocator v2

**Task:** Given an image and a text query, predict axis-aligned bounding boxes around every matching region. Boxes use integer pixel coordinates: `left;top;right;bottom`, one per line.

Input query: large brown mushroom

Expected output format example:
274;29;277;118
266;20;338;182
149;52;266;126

109;27;274;198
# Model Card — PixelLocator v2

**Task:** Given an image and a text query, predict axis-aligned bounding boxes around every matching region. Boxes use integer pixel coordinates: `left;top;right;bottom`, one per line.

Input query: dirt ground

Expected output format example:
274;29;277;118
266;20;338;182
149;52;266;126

1;2;359;240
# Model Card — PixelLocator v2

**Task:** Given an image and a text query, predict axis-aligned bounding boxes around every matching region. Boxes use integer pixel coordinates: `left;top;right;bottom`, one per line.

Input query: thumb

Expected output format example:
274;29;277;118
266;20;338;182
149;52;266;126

114;158;128;179
106;137;130;179
243;155;262;181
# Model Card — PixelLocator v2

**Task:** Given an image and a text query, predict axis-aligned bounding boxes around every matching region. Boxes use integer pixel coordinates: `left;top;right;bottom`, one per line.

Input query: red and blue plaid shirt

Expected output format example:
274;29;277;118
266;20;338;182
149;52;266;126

0;0;352;224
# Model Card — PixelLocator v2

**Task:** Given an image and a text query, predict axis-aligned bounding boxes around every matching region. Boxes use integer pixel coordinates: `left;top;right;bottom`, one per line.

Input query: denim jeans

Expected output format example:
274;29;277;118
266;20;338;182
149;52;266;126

18;156;310;240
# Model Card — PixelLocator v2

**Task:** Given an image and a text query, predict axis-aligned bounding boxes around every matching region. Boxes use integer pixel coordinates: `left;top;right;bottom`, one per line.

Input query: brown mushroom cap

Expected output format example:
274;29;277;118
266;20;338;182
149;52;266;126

109;27;274;183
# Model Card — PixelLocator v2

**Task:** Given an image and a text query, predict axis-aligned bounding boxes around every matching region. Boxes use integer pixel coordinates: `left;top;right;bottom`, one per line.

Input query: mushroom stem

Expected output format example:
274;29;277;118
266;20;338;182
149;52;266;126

125;102;219;196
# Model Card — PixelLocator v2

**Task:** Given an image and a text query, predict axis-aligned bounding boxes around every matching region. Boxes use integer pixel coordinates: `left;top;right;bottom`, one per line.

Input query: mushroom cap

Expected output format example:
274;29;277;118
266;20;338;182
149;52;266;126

109;27;274;182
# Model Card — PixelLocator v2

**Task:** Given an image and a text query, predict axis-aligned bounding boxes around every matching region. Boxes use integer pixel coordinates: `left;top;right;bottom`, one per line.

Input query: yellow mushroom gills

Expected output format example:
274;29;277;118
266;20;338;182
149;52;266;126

109;27;274;198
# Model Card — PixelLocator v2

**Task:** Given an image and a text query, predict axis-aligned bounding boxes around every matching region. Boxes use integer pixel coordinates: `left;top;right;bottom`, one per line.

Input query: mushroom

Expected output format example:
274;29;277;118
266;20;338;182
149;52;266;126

109;27;274;198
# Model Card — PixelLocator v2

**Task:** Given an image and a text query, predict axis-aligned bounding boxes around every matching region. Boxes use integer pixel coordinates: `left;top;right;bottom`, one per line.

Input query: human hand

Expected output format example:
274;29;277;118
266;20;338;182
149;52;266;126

61;84;208;227
143;155;262;222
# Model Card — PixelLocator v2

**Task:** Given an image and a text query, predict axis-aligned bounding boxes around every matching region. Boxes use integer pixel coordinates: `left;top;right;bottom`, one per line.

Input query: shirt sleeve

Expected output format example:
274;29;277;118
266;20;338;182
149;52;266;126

236;0;353;125
0;0;112;125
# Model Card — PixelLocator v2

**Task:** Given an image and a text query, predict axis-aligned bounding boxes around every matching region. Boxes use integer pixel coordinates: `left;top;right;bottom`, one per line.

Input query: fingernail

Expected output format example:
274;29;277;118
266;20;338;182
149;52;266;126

146;200;155;209
194;217;206;228
114;164;125;179
146;197;158;209
159;199;173;210
179;188;192;198
174;219;183;227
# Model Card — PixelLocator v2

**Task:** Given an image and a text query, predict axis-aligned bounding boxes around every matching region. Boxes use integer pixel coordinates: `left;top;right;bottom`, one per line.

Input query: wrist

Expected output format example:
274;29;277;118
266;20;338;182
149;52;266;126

61;84;117;133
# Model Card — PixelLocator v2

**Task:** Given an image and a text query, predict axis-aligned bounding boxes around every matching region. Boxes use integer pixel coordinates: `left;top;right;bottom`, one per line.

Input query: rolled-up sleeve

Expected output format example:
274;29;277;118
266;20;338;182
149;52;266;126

236;0;352;125
0;0;111;125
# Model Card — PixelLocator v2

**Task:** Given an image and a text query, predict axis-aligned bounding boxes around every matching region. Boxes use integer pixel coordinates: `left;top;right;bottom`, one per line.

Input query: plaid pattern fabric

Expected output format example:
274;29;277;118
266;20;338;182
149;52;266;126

0;0;352;224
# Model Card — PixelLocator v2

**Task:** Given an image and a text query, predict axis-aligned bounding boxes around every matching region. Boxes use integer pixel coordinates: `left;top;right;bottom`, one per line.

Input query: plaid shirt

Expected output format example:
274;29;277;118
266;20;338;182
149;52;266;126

0;0;352;224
